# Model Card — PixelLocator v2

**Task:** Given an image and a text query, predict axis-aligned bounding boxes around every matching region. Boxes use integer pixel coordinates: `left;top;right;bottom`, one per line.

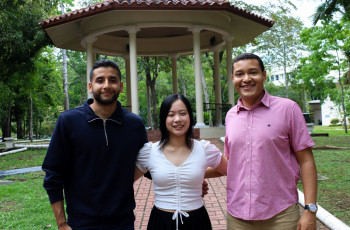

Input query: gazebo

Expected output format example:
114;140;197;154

39;0;274;127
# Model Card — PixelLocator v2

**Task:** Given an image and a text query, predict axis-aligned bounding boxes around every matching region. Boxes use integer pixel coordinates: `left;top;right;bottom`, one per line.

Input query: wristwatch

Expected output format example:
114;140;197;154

304;203;318;213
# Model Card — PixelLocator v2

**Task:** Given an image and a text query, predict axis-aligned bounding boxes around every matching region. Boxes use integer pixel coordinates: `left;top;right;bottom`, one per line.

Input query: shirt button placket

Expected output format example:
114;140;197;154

246;110;253;217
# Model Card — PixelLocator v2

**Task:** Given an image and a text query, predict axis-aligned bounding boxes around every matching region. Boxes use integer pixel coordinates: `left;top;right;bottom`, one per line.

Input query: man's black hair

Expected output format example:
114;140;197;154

89;59;122;81
232;53;265;73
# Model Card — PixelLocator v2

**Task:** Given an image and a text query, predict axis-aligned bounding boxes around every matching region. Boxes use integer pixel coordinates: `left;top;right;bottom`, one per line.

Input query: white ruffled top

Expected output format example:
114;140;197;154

136;140;222;229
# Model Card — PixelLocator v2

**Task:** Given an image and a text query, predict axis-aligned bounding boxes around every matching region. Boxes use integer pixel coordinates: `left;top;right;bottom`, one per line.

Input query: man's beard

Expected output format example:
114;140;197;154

93;90;119;105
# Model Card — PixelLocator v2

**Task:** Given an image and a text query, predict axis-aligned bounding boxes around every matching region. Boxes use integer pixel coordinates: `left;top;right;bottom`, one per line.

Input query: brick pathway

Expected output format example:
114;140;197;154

134;138;330;230
134;176;227;230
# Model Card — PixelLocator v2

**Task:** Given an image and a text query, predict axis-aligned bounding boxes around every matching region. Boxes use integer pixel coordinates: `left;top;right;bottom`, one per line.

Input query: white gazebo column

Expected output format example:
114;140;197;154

170;53;178;94
127;27;140;114
191;27;206;127
213;47;223;126
225;36;235;106
85;37;96;98
124;55;131;111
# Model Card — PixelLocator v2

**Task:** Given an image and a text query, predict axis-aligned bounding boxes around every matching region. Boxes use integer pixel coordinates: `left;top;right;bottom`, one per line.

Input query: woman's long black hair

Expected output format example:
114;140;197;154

158;94;194;150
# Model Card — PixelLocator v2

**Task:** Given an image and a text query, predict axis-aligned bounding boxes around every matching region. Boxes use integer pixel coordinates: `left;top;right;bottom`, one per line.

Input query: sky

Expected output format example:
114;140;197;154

243;0;323;27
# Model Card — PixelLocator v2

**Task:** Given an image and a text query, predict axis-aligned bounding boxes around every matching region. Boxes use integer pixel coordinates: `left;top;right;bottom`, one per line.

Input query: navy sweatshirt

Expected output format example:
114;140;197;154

42;99;148;229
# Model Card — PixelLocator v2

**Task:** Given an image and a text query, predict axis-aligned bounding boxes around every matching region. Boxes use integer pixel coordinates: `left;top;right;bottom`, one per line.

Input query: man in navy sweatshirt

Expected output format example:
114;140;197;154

42;59;148;230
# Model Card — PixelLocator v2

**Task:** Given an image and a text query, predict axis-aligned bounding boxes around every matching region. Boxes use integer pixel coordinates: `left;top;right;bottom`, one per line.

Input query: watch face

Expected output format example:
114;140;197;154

309;204;317;212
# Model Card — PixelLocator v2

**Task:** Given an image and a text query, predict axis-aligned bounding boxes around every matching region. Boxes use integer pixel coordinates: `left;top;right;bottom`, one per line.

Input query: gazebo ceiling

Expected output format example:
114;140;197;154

40;0;274;56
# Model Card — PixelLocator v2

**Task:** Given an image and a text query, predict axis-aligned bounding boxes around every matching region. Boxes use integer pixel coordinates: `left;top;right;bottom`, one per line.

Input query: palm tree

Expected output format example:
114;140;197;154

311;0;350;25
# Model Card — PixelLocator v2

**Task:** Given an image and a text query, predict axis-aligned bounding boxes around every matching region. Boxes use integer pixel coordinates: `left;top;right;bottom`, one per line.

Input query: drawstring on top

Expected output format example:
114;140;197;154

172;209;189;230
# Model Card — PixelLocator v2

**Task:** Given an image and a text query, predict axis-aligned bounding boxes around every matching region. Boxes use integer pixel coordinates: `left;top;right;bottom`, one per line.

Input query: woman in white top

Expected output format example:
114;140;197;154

134;94;227;230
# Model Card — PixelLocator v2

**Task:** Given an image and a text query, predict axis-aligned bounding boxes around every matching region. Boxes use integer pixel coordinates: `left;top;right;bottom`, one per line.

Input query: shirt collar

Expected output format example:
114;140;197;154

84;98;123;123
236;90;270;112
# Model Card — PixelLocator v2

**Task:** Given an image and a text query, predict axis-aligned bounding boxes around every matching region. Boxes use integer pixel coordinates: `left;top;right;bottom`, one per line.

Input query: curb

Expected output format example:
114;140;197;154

0;147;28;157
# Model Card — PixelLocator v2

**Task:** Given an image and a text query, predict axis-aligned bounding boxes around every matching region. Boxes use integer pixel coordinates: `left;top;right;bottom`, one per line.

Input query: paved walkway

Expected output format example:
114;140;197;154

134;175;228;229
133;138;330;230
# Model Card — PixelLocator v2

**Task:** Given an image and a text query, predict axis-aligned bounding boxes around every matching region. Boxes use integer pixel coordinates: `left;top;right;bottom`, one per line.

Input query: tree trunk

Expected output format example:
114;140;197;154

29;90;34;141
16;116;23;140
201;64;212;126
338;70;347;134
2;99;12;139
146;73;153;129
150;57;159;130
283;44;289;97
150;77;158;130
23;116;26;139
62;48;69;110
346;51;350;84
145;57;153;129
336;51;347;133
61;1;69;110
180;73;187;97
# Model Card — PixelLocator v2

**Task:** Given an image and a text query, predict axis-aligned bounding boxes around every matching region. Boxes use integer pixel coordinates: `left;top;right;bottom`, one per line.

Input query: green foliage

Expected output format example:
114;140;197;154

298;18;349;132
0;0;61;138
311;0;350;25
330;118;340;125
65;51;88;108
249;1;304;80
0;0;57;79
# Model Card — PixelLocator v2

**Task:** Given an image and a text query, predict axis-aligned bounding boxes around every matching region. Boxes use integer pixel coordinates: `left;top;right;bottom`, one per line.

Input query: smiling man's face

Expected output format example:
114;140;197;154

232;59;266;108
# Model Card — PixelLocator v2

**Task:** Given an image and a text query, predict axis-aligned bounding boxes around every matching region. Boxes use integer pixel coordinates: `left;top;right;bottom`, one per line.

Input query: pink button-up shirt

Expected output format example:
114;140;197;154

225;90;314;220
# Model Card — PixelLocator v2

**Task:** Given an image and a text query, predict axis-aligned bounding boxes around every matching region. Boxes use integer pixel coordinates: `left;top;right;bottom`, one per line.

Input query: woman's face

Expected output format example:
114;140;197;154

166;99;190;138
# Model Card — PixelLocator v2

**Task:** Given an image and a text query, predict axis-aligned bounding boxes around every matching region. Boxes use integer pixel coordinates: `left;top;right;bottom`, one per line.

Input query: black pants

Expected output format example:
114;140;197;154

147;206;212;230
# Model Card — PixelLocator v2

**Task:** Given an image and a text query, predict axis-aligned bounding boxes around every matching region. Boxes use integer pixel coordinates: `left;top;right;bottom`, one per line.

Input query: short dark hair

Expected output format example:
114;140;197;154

232;53;265;73
89;59;122;82
159;94;194;150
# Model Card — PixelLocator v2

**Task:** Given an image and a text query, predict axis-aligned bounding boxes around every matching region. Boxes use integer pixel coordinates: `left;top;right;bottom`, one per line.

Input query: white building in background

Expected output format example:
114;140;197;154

309;97;342;126
267;69;291;86
268;69;342;126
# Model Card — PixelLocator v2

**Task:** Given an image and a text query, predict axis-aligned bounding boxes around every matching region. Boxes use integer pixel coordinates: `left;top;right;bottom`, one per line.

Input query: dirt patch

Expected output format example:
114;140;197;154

0;200;16;212
313;145;350;150
9;177;27;182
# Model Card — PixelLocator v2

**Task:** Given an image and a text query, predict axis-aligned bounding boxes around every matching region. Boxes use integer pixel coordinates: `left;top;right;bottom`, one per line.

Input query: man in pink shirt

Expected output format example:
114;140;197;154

225;53;317;230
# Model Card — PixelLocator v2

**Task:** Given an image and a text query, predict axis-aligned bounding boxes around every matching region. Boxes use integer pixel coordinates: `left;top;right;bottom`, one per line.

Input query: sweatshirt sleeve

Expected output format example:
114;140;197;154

42;114;69;204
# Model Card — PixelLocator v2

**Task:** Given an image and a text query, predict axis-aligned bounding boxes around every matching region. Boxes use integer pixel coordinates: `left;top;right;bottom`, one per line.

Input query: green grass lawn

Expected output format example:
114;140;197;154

0;172;55;230
313;125;350;137
0;128;349;228
0;149;47;171
297;125;350;226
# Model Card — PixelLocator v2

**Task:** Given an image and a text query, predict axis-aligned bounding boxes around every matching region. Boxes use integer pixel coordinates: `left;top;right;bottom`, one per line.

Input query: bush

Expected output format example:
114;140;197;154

330;118;340;125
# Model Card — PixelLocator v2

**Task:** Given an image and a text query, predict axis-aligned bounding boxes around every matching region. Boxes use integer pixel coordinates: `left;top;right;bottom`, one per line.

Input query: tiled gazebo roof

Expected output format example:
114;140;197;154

39;0;274;56
39;0;274;29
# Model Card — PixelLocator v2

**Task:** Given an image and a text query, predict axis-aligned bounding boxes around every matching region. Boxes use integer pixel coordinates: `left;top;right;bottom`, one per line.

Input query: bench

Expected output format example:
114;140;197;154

310;133;329;137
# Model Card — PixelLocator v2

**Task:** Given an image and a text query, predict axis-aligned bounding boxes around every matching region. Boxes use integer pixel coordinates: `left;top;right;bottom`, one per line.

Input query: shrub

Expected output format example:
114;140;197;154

330;118;340;125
